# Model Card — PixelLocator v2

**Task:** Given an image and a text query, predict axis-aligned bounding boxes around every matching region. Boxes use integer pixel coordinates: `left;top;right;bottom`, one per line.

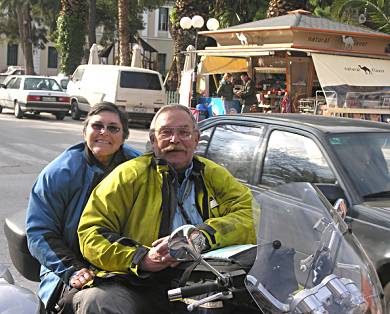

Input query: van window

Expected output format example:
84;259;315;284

120;71;162;90
72;68;84;82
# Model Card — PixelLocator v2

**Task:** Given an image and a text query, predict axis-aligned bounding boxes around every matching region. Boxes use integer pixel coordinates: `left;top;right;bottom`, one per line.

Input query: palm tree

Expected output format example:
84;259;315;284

212;0;268;27
331;0;390;34
266;0;311;18
169;0;211;89
118;0;130;66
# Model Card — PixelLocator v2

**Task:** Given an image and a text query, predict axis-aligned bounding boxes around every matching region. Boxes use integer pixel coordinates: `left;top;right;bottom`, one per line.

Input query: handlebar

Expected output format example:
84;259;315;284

168;280;221;301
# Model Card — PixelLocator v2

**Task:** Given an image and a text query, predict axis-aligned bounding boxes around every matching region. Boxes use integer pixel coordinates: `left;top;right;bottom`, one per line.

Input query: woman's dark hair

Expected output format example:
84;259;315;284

83;102;129;139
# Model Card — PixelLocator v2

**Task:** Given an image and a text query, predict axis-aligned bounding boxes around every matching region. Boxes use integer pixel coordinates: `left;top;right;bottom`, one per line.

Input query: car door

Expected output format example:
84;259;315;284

256;129;337;189
196;122;266;184
6;77;22;109
1;77;18;109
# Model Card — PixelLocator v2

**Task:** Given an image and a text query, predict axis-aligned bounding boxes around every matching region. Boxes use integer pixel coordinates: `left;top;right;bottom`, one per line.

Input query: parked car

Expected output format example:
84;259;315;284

196;113;390;303
0;75;70;120
50;75;70;92
0;65;25;85
66;64;166;124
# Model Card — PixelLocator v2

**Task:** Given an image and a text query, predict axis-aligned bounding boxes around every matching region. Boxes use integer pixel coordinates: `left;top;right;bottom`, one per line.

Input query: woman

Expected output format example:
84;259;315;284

217;73;235;114
26;102;140;311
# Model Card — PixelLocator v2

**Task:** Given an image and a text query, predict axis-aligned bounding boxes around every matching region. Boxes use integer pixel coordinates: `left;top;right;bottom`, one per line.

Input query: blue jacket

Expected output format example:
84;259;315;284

26;142;140;307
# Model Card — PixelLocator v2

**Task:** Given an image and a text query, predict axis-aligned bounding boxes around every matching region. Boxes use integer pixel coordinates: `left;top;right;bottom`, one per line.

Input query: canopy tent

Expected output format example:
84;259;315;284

131;44;143;68
198;56;248;74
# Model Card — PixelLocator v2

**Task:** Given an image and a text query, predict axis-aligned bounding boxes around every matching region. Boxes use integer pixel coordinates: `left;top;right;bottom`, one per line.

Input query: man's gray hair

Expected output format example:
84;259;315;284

149;104;198;136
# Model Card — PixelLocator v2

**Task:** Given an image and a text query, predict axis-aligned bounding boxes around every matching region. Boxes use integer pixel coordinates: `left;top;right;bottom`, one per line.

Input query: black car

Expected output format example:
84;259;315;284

197;113;390;300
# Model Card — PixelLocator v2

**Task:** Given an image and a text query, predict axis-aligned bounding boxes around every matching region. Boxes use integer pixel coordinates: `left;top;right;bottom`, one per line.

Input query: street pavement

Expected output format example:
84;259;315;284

0;110;149;294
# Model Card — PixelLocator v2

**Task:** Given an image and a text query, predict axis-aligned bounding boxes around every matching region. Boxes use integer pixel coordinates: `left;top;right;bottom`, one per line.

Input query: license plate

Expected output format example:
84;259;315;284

41;96;56;102
133;106;146;113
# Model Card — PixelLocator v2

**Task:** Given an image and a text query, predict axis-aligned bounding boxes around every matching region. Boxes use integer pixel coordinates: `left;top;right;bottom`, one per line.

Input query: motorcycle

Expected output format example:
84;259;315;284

166;182;386;313
0;264;43;313
2;182;387;313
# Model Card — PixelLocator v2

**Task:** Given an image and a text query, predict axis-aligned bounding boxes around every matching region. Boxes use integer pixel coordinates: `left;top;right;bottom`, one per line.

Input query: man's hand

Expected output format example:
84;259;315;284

139;236;179;272
69;268;94;289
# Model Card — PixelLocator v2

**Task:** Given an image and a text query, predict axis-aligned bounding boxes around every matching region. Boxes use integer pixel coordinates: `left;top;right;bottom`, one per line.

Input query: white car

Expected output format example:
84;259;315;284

50;75;70;92
0;75;70;120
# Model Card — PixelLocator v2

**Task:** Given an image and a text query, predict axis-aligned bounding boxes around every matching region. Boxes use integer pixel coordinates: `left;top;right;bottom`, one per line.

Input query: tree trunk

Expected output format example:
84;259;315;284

88;0;96;48
169;0;211;89
16;4;34;75
118;0;130;66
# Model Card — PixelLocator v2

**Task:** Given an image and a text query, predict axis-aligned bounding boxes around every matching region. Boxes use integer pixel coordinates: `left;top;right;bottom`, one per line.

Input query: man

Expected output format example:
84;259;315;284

217;73;234;114
235;73;258;113
76;104;255;313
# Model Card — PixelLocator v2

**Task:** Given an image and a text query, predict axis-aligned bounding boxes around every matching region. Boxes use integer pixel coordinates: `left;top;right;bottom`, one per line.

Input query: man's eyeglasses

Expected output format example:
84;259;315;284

90;122;121;134
155;127;195;140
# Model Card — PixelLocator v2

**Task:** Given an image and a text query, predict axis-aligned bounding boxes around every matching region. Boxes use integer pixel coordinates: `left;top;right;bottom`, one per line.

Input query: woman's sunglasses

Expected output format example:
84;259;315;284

90;122;121;134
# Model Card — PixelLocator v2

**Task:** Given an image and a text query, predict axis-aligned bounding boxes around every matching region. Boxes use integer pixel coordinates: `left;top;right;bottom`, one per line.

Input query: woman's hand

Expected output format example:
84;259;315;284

69;268;94;289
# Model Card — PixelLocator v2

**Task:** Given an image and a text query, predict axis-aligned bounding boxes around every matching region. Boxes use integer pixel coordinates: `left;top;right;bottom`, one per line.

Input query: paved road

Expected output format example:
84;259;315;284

0;110;149;293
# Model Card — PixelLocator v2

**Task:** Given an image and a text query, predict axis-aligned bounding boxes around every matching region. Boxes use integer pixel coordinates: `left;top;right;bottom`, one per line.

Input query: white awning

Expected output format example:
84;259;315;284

312;53;390;87
312;53;390;107
198;56;248;74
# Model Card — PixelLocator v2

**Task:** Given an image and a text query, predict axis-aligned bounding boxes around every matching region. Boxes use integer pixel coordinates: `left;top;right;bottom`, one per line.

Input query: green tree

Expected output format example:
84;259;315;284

0;0;39;74
331;0;390;33
212;0;268;27
266;0;311;18
56;0;88;75
117;0;166;66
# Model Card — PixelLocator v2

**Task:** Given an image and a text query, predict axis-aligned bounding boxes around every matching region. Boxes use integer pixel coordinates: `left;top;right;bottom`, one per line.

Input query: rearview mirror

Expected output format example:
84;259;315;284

168;224;206;261
334;198;348;220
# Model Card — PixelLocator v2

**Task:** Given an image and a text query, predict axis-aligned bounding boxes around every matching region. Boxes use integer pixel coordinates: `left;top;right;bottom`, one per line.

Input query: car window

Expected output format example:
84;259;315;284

196;127;214;155
0;75;8;84
260;130;336;187
12;78;21;89
60;78;69;90
24;78;62;91
329;133;390;197
199;124;264;182
72;68;84;82
119;71;162;90
6;77;18;89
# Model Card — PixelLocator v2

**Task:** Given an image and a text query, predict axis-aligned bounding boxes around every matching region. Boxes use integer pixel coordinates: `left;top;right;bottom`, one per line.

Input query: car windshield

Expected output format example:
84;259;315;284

328;132;390;198
24;78;62;91
0;75;8;84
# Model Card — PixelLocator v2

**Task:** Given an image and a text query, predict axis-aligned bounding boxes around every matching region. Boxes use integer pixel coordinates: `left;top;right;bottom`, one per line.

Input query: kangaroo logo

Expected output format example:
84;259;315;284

358;65;372;74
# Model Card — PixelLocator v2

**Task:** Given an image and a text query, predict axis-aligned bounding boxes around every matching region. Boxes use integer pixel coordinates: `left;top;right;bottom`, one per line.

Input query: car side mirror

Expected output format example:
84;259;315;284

315;183;346;205
333;198;348;220
168;224;206;262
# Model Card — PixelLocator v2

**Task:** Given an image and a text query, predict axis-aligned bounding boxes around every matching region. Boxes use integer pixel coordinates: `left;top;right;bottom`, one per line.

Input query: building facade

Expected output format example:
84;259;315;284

0;3;174;77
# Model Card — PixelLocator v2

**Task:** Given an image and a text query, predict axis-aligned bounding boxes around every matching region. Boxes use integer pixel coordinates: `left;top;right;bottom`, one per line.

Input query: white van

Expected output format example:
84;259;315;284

67;64;166;123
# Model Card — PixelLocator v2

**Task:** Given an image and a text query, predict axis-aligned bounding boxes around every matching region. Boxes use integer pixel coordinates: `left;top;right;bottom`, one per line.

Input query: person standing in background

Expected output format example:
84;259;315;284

235;73;258;113
217;73;235;114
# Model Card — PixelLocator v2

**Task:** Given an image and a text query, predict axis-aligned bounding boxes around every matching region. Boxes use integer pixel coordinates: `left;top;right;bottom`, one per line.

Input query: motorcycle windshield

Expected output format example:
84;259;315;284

246;182;385;314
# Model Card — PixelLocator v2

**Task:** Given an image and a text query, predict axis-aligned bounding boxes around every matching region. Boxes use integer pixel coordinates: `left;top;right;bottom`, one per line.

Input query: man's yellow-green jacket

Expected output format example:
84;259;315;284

78;153;256;277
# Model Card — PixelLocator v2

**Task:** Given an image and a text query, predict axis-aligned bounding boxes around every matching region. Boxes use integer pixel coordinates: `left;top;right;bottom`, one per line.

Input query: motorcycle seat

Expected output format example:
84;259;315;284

3;210;40;282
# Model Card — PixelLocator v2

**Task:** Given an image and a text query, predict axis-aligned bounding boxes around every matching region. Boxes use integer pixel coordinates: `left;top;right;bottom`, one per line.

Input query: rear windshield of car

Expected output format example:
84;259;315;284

119;71;162;90
24;78;62;91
